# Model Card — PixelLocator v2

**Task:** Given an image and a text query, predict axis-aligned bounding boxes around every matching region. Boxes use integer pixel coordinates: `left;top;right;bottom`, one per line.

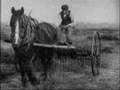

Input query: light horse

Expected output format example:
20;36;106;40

10;7;58;87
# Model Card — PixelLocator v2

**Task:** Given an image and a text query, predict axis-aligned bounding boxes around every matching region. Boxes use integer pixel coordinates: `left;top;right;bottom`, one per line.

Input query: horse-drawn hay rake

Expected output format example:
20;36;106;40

33;31;101;76
9;7;102;88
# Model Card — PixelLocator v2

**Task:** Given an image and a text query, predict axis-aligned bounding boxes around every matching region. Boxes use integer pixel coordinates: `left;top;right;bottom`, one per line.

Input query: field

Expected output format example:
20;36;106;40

0;23;120;90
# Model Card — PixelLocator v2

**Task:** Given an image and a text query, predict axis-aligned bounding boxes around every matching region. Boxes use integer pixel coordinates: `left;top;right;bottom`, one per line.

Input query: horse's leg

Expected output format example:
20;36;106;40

39;48;54;84
41;57;48;82
43;54;55;90
46;49;54;81
18;59;27;87
25;59;40;86
47;56;53;79
14;55;20;72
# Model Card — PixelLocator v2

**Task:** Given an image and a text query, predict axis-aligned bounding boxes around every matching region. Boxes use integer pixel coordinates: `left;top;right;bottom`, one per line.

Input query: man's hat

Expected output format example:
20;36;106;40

61;4;69;10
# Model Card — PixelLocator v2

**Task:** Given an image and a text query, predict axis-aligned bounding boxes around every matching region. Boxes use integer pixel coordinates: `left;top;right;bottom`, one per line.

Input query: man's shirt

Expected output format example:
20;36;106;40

57;10;74;26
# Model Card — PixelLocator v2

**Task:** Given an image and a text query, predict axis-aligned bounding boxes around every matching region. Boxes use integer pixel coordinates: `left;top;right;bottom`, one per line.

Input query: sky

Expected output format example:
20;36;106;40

1;0;119;25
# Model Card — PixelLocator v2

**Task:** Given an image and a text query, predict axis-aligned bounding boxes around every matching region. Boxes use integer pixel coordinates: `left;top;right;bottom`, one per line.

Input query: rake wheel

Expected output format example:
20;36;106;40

91;31;101;76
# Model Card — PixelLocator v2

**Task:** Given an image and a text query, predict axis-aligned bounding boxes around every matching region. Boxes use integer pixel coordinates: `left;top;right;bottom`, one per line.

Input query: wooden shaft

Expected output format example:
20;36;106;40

33;43;75;49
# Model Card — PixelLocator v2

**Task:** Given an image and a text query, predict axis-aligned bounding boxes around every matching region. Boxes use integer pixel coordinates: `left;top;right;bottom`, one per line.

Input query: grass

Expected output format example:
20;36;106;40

0;24;120;90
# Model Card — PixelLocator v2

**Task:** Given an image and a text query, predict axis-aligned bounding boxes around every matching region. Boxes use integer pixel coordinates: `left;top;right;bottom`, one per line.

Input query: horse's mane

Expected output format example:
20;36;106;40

20;14;39;44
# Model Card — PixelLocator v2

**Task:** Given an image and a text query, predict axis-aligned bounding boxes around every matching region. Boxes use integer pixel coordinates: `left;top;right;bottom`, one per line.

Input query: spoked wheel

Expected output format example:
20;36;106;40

91;31;101;76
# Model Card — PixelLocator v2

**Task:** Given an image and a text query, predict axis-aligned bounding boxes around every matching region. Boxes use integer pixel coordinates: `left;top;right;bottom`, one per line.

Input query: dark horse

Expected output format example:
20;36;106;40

10;7;58;87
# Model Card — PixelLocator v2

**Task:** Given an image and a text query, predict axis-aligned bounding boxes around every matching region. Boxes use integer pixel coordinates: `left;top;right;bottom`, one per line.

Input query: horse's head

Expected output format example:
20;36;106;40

10;7;25;48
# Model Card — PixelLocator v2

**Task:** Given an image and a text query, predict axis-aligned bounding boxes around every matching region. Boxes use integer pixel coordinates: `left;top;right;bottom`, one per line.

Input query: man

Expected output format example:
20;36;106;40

59;4;74;45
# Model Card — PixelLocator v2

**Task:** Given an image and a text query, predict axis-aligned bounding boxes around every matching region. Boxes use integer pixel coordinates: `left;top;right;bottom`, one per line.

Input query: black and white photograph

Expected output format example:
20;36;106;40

0;0;119;90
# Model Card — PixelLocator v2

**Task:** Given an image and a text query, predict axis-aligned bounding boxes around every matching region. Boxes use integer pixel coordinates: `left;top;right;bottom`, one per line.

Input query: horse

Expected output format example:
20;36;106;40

10;7;58;88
